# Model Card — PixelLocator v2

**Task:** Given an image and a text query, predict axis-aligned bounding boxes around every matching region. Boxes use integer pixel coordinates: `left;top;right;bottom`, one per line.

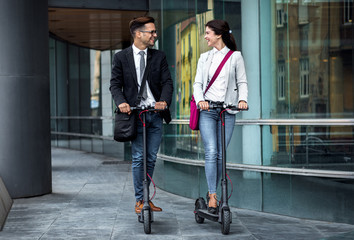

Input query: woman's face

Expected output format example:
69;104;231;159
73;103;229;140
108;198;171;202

204;26;221;48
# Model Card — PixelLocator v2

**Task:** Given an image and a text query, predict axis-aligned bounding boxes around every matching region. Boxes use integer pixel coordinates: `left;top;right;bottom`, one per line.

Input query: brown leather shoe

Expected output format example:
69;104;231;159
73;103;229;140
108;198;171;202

149;200;162;212
135;200;143;214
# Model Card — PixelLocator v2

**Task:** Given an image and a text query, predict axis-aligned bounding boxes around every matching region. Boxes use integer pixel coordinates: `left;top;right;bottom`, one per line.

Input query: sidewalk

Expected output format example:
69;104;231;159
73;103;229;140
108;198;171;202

1;147;354;240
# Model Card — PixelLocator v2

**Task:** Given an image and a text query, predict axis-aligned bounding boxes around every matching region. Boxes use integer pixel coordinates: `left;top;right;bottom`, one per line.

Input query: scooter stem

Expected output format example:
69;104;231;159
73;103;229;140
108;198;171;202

142;111;150;206
221;110;228;207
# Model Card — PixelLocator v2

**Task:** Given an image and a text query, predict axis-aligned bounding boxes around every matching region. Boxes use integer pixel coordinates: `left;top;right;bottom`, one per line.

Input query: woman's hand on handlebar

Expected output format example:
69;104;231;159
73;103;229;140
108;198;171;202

198;101;209;111
118;102;131;114
238;100;248;110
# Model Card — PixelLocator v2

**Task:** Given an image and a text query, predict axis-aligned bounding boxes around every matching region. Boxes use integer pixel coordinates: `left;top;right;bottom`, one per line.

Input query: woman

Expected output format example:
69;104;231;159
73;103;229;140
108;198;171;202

193;19;248;213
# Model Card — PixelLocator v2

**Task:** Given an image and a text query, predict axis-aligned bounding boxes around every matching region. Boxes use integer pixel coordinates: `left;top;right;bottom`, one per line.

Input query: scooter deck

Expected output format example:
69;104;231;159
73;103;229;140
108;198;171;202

196;209;219;222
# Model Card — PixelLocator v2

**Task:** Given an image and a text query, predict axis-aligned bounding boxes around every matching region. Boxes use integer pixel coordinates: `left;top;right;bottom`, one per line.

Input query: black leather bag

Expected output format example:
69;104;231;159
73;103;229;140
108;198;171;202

113;111;137;142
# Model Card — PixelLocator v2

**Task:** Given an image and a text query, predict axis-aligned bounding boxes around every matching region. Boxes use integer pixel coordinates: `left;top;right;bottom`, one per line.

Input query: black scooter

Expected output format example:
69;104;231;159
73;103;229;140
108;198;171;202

194;102;248;235
131;105;166;234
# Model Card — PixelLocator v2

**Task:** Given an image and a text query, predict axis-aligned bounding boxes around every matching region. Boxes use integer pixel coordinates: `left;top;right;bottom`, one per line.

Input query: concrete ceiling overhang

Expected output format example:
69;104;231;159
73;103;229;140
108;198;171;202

48;7;148;50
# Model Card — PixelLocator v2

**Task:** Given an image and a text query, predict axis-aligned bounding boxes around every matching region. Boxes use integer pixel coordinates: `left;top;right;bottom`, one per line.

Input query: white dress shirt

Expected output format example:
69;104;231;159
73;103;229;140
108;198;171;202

204;46;229;102
205;46;230;102
132;44;155;107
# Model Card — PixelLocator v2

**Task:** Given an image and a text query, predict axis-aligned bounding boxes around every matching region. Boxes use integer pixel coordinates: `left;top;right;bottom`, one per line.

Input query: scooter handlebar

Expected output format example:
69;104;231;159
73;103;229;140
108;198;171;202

115;105;168;113
130;105;168;111
202;102;249;111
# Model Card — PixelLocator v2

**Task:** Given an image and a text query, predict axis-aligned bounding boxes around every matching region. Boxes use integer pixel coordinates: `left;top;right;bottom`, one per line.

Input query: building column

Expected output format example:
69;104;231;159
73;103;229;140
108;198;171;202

0;0;51;198
241;0;262;177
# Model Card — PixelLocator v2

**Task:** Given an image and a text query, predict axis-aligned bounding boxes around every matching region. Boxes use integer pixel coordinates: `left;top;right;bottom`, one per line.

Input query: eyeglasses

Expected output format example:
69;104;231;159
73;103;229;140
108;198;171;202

140;30;157;34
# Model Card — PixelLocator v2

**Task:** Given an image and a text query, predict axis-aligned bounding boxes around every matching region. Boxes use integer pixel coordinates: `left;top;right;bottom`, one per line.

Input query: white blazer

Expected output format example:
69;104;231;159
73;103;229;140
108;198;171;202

193;49;248;114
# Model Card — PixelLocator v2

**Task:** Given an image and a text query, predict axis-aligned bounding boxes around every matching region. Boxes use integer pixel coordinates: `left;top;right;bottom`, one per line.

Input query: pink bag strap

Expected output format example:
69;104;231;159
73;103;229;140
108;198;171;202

204;50;234;96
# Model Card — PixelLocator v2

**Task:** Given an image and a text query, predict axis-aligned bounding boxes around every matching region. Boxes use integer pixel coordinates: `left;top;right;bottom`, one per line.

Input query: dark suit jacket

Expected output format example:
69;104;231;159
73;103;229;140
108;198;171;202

110;46;174;123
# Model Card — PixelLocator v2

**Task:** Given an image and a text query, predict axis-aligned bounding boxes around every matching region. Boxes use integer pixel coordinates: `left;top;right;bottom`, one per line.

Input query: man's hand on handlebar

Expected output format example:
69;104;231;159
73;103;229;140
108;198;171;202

118;102;131;114
118;102;168;113
155;101;167;110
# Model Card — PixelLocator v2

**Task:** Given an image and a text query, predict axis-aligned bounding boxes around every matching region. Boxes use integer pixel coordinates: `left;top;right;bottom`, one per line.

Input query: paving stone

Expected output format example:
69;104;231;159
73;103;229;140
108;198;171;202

0;147;353;240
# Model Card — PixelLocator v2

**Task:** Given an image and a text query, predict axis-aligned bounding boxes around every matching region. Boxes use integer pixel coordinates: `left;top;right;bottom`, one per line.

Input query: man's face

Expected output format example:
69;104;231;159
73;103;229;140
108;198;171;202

136;23;157;48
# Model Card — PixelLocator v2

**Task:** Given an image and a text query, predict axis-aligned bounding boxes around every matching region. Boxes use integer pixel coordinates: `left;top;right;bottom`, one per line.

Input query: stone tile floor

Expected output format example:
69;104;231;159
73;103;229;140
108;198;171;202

1;148;353;240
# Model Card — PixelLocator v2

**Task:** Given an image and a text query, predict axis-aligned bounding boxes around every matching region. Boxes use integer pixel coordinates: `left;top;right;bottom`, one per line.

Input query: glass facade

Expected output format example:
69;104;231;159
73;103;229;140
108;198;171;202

50;37;124;158
261;0;354;171
50;0;354;224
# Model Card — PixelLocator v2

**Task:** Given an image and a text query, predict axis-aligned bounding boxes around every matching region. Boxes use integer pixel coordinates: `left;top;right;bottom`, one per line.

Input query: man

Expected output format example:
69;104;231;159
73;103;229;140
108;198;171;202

110;16;173;214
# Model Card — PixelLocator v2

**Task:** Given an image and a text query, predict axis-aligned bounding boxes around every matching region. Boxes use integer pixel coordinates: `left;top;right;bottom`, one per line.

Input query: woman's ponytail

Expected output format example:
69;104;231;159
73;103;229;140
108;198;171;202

222;31;237;51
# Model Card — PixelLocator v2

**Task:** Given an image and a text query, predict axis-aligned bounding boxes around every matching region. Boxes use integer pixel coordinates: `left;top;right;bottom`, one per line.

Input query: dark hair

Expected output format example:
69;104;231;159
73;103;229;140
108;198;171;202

129;16;155;37
205;19;237;51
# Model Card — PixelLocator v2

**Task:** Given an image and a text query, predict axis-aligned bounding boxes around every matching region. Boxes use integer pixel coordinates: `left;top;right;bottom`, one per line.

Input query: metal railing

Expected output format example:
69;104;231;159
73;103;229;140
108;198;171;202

159;154;354;179
170;118;354;126
51;116;354;179
51;116;354;126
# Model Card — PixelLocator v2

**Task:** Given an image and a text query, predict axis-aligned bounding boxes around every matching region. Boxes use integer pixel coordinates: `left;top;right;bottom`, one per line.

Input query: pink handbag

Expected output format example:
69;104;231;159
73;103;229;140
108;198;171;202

189;95;199;130
189;50;234;130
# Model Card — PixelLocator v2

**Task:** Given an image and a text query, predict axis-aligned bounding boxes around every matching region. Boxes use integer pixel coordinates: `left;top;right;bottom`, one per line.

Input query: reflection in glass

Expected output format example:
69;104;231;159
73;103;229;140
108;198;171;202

159;0;243;161
264;125;354;171
264;0;353;119
260;0;353;172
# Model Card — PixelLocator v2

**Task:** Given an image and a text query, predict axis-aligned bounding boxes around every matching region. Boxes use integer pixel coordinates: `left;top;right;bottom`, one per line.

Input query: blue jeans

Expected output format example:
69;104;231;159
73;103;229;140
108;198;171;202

131;112;163;202
199;109;235;194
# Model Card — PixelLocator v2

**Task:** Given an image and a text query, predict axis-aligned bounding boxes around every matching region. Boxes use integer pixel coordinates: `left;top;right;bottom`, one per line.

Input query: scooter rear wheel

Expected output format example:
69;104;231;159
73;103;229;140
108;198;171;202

194;198;206;224
221;209;230;235
195;212;205;224
143;209;151;234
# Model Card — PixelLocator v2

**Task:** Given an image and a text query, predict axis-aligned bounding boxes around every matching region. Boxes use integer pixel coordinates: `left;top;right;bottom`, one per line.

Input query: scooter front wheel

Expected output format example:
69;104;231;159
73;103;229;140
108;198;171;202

221;209;231;235
143;209;151;234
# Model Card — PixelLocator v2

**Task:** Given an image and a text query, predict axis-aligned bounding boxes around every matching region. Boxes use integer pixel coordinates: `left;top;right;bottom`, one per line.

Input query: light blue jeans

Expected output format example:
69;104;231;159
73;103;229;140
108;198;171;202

199;109;235;194
131;112;163;202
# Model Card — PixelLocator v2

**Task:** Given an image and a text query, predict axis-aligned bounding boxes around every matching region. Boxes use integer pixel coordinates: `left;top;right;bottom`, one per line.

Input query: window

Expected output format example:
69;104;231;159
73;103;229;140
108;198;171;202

278;61;285;100
298;0;309;25
177;25;180;43
300;58;309;97
200;13;205;33
277;9;283;27
276;4;286;28
344;0;353;24
278;32;284;58
300;25;308;55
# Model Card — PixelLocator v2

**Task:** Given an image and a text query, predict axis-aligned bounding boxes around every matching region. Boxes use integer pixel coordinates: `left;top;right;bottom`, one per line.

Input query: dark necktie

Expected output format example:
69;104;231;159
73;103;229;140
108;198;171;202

139;51;147;100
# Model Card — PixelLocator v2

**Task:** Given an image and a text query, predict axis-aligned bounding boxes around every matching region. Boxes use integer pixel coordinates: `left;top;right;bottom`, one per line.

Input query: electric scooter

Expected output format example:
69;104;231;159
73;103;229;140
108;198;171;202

194;102;248;235
130;105;166;234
